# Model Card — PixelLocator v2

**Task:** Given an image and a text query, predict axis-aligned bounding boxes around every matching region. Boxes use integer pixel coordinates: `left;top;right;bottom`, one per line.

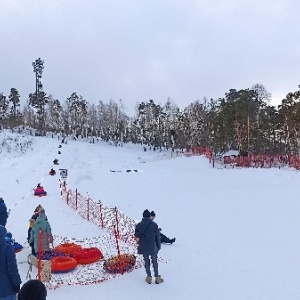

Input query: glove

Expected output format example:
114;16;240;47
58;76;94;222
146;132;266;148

14;285;20;294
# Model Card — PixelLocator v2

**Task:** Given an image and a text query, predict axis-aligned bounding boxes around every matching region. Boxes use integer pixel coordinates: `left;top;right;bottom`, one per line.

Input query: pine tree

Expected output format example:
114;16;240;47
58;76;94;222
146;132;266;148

0;92;9;129
8;88;22;127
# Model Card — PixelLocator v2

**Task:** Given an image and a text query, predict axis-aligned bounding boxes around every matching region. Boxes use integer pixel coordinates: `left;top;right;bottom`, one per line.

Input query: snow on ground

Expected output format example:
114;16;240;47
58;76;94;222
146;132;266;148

1;130;300;299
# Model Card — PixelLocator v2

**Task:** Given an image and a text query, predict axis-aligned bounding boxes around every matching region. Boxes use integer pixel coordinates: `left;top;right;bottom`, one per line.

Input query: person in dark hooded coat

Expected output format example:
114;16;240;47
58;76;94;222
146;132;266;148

0;197;9;227
0;225;22;299
135;209;163;284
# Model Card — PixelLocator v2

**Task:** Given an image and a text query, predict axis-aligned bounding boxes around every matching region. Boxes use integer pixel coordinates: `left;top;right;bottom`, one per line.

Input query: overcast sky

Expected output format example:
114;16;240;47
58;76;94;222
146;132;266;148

1;0;300;115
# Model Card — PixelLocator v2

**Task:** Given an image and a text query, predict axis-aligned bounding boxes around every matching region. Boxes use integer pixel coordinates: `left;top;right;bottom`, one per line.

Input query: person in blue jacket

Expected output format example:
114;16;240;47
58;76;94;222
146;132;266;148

135;209;163;284
30;209;52;254
0;198;8;227
0;225;22;299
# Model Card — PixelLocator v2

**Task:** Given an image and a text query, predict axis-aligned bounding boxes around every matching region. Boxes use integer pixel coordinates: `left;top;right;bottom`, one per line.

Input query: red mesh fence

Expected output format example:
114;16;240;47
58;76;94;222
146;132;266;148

38;182;143;289
188;145;300;171
221;154;300;170
61;184;137;246
191;146;212;158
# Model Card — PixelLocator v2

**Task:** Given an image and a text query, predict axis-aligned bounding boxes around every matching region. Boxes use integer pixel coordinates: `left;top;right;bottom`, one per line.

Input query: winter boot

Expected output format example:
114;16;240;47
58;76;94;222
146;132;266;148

170;238;176;244
155;275;164;284
145;276;152;284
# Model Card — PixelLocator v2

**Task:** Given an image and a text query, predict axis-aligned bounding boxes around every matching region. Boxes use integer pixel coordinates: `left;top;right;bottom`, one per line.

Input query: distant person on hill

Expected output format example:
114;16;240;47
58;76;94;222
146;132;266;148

0;197;9;227
35;183;43;191
0;225;22;299
135;209;163;284
30;209;52;254
150;211;176;244
34;184;46;196
49;168;56;175
18;279;47;300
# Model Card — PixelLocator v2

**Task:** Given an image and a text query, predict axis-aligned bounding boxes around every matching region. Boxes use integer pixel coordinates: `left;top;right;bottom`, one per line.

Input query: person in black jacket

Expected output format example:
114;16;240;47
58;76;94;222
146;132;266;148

150;211;175;244
135;209;163;284
159;228;176;244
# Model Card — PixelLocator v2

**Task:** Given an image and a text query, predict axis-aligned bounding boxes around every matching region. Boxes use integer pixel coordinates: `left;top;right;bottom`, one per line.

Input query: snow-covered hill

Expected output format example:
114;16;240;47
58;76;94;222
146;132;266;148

1;130;300;300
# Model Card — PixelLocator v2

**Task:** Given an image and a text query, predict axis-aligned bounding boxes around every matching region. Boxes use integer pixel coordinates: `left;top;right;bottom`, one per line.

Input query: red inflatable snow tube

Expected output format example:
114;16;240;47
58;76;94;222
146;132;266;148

72;247;103;264
49;171;56;176
51;256;78;273
54;243;82;255
103;254;136;273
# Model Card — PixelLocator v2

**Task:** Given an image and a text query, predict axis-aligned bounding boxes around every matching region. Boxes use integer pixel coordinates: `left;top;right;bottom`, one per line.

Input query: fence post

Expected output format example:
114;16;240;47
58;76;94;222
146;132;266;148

115;207;120;239
87;194;90;221
37;229;43;281
114;225;124;275
59;180;62;196
100;203;104;228
75;189;78;210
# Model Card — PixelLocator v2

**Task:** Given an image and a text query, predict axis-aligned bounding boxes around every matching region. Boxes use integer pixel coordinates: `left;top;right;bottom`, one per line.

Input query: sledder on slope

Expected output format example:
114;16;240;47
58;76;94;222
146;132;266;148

34;184;47;197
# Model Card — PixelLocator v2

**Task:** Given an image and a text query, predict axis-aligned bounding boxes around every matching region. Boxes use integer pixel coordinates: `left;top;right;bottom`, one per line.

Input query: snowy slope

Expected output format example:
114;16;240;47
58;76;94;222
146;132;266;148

1;130;300;300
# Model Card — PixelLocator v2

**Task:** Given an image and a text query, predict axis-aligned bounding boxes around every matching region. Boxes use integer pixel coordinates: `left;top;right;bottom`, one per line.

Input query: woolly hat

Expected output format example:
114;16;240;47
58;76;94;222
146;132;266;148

0;197;4;202
39;208;46;218
143;209;151;218
150;211;156;217
34;205;42;213
0;225;7;239
18;279;47;300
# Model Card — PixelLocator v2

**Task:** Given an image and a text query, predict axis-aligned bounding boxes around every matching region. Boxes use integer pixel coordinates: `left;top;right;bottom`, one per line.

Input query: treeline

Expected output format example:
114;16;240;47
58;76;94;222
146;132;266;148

1;83;300;155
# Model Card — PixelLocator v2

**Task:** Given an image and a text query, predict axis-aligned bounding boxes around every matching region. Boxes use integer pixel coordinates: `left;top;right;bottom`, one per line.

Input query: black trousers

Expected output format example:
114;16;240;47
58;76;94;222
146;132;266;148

160;233;172;243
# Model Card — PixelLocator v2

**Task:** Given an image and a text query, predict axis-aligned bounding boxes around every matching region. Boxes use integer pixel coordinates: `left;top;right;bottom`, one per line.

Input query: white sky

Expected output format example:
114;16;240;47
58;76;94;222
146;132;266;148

1;0;300;115
1;129;300;299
